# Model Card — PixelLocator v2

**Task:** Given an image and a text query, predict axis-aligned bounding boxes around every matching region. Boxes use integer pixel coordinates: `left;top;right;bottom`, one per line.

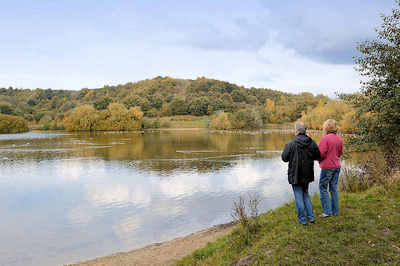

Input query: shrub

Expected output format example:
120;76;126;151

141;118;152;129
340;151;400;192
234;108;263;129
152;119;161;128
231;192;262;243
210;112;235;130
161;120;171;128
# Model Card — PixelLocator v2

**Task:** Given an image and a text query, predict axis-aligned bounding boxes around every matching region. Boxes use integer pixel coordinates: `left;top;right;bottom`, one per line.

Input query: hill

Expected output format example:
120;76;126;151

0;77;329;129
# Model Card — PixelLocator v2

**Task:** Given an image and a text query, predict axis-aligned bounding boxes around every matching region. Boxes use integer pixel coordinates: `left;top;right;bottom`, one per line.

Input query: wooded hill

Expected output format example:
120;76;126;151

0;76;332;128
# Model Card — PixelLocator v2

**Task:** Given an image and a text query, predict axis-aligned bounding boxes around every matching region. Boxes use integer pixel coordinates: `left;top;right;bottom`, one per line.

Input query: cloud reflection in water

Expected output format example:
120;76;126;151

0;130;323;266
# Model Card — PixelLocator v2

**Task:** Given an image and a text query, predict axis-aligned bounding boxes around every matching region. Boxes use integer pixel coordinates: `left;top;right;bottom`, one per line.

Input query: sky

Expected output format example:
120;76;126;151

0;0;396;96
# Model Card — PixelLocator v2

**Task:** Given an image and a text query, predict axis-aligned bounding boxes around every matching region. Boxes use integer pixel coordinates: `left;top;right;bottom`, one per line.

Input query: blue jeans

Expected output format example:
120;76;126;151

292;184;314;224
319;168;341;215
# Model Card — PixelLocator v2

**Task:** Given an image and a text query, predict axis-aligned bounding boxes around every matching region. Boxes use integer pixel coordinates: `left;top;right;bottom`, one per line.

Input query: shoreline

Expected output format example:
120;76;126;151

71;222;236;266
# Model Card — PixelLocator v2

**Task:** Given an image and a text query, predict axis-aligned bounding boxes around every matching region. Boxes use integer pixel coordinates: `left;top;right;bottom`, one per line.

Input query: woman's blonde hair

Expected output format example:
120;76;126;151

322;119;338;135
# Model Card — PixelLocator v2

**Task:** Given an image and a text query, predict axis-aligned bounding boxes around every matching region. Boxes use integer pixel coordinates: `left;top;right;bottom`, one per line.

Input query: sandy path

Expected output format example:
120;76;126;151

71;222;235;266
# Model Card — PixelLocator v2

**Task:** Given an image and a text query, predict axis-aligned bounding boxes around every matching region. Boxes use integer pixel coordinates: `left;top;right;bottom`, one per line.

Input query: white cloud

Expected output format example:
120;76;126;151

157;171;211;198
67;206;94;226
221;161;264;191
112;215;142;240
86;183;152;207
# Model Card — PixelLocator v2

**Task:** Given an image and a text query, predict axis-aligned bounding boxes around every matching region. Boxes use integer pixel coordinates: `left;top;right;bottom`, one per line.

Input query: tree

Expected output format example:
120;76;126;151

210;112;234;130
264;98;276;123
234;108;263;129
350;1;400;172
94;96;112;110
63;105;98;131
0;102;14;115
170;98;188;115
188;97;209;116
300;100;352;130
0;114;29;133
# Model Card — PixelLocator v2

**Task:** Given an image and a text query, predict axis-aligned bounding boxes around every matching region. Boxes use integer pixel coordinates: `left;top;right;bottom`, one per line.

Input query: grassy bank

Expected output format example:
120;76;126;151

177;182;400;265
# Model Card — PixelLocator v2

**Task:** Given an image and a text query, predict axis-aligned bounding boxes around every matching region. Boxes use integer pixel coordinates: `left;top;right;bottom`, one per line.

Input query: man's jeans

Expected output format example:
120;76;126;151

292;183;314;224
319;168;341;215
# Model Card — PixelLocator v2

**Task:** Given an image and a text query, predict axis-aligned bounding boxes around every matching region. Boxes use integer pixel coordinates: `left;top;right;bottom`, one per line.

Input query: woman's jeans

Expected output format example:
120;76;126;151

319;168;341;215
292;183;314;224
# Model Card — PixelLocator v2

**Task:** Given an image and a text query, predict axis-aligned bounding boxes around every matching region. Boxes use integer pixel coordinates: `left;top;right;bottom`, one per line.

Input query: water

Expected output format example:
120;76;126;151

0;130;322;266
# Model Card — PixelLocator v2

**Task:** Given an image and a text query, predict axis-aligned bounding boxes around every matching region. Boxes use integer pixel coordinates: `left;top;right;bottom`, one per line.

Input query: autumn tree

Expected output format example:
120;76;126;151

94;96;112;110
0;114;29;133
235;108;263;129
0;102;15;115
63;105;98;131
265;98;276;123
300;100;352;130
350;1;400;172
210;112;234;130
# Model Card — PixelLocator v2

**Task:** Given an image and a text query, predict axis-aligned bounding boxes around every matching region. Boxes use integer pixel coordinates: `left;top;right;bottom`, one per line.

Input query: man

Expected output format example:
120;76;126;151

282;122;321;225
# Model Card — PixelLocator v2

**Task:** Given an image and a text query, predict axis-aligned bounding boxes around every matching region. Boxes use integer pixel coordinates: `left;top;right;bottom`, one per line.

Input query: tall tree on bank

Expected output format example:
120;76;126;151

350;0;400;173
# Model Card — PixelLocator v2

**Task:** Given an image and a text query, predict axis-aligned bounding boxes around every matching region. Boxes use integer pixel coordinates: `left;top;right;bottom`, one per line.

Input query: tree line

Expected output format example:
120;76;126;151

1;76;350;131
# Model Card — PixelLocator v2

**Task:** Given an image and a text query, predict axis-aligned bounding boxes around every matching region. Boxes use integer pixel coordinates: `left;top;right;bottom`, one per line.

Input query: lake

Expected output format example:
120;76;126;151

0;129;323;266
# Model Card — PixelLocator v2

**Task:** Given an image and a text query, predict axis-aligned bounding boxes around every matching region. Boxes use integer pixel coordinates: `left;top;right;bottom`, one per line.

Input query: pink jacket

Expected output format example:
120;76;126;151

318;133;343;169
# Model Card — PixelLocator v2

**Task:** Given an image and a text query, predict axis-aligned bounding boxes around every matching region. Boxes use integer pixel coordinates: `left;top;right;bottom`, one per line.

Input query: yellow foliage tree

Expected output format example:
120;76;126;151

265;98;278;123
300;100;355;131
0;114;29;133
63;104;143;131
265;98;275;113
210;112;234;130
340;110;356;133
63;105;98;131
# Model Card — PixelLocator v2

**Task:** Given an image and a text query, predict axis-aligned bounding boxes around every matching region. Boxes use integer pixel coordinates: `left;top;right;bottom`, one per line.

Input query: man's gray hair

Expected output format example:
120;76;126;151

295;122;306;134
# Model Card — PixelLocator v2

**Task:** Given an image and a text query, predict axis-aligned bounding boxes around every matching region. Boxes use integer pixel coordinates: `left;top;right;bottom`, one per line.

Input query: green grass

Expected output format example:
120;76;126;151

177;181;400;265
153;116;209;129
168;119;208;128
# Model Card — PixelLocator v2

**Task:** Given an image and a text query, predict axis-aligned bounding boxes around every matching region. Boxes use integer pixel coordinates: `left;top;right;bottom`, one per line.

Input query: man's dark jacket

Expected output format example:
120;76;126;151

281;134;321;185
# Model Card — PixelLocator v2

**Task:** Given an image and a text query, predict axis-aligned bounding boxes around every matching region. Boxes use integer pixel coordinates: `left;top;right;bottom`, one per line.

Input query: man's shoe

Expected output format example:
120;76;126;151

309;220;315;224
319;213;331;218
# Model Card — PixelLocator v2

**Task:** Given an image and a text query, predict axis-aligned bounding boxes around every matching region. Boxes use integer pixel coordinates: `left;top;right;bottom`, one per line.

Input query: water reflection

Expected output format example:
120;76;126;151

0;130;323;266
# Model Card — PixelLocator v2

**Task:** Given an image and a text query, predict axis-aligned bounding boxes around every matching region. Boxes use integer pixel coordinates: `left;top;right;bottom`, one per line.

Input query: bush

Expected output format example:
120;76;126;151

161;120;171;128
209;112;235;130
141;118;152;129
234;108;263;129
231;193;261;245
152;119;161;128
340;151;400;192
142;118;162;129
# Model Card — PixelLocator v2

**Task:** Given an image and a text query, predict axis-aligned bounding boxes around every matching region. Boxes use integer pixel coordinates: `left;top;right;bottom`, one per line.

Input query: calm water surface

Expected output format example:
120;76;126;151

0;129;323;266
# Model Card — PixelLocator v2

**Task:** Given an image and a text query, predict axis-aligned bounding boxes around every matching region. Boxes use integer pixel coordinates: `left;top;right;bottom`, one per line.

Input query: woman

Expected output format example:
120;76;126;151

318;119;343;217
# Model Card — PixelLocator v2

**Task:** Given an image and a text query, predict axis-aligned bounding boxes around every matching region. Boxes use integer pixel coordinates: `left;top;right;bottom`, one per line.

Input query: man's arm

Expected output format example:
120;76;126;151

312;141;321;161
282;143;291;162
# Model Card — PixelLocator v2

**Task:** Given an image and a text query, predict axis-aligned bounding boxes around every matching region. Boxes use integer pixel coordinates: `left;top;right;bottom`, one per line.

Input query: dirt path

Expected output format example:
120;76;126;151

72;222;235;266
